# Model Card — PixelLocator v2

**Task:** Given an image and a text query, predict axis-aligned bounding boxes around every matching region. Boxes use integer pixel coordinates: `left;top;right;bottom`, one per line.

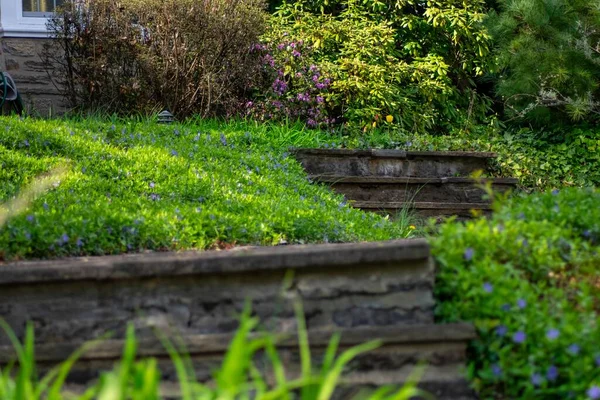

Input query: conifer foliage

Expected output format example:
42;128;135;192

487;0;600;125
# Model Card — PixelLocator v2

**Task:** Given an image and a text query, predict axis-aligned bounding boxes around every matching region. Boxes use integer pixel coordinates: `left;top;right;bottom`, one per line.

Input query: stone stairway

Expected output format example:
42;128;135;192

0;240;476;399
293;148;518;220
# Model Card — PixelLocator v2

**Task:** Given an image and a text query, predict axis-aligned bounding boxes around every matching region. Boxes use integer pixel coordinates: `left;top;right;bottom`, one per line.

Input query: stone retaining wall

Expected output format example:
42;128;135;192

0;240;434;346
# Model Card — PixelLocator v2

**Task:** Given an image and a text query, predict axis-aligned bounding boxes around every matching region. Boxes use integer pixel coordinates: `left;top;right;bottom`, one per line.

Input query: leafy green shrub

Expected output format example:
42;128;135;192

46;0;268;118
487;0;600;125
259;0;495;133
0;116;413;260
431;188;600;398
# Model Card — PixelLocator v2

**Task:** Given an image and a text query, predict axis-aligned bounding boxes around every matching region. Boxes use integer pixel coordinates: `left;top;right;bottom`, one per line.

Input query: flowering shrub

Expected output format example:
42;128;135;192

431;188;600;398
260;0;494;133
248;41;333;128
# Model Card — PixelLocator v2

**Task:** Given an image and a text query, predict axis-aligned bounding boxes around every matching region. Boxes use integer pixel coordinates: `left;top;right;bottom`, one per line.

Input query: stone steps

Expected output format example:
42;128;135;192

293;148;517;220
2;325;475;400
312;176;516;204
293;149;495;178
0;240;477;398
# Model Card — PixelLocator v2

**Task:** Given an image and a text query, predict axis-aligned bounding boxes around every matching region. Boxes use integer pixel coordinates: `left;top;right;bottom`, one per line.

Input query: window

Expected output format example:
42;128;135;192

23;0;64;17
0;0;63;37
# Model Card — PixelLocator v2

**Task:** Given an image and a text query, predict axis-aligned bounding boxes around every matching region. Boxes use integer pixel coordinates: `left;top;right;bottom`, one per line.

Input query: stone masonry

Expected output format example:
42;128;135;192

0;38;66;116
0;240;478;399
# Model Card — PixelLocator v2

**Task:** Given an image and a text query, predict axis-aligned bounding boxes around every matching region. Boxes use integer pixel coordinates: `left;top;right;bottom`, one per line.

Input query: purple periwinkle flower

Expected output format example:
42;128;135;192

531;373;543;387
307;119;317;128
43;202;49;210
24;139;30;147
517;298;527;309
513;331;526;344
312;74;320;83
483;282;494;293
546;365;558;381
170;149;178;156
567;344;580;355
546;329;560;340
292;50;301;57
26;215;34;223
60;234;69;245
316;96;324;104
491;364;502;378
595;355;600;367
220;133;227;146
76;238;83;247
501;303;511;312
149;182;155;188
463;247;474;261
315;82;326;90
495;325;508;337
588;386;600;400
552;189;560;195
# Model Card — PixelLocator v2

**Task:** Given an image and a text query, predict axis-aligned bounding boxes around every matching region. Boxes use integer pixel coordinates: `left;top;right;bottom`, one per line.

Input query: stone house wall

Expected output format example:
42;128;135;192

0;37;67;116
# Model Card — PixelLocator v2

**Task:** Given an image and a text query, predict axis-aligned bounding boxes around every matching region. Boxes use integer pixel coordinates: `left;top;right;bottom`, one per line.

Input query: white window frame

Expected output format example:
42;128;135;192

0;0;57;38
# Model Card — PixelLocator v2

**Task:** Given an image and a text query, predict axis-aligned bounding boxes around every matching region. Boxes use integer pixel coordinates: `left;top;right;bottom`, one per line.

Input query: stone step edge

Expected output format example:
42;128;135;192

352;201;493;211
0;323;476;364
0;240;430;286
312;176;518;185
292;148;497;159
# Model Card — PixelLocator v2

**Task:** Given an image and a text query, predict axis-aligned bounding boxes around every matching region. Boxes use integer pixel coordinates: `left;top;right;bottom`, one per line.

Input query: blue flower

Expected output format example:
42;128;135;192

220;133;227;146
491;364;502;378
531;373;543;387
463;247;474;261
567;344;580;355
595;355;600;367
59;234;69;245
43;202;49;210
483;282;494;293
552;189;560;196
546;329;560;340
546;365;558;382
495;325;508;337
588;386;600;400
76;238;83;247
171;149;178;156
513;331;526;344
26;215;34;223
517;298;527;309
501;303;511;312
149;182;155;188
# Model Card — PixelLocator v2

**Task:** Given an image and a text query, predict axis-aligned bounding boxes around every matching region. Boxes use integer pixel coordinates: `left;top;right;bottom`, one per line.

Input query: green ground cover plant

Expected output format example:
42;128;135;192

431;188;600;399
0;116;415;261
